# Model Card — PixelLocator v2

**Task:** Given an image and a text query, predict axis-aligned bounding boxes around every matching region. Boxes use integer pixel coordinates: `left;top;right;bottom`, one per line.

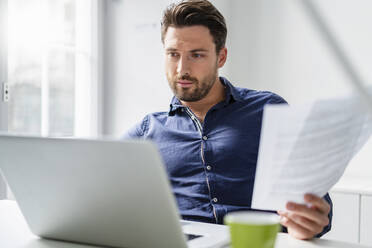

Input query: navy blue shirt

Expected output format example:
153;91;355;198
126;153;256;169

124;77;332;237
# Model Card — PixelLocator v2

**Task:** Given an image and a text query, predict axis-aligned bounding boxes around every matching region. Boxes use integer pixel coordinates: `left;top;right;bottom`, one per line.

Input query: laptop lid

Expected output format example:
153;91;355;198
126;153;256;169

0;135;188;248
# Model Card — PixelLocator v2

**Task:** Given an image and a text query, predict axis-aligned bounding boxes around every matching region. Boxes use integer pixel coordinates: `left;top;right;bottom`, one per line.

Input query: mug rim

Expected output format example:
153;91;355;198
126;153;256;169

224;211;280;225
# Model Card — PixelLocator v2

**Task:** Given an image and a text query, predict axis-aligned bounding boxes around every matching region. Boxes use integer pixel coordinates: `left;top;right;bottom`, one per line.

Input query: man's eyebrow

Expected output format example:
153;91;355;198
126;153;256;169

165;48;209;53
190;49;208;53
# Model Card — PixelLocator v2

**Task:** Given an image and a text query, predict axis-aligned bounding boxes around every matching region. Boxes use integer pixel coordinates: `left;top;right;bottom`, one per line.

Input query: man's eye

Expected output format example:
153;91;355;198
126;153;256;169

168;53;179;57
192;53;203;58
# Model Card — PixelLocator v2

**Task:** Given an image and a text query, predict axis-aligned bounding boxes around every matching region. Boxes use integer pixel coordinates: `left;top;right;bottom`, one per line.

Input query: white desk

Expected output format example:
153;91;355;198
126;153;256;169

0;200;370;248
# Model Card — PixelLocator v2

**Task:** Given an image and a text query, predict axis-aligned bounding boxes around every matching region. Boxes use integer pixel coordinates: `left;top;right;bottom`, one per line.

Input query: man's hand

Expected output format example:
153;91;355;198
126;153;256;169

277;194;330;240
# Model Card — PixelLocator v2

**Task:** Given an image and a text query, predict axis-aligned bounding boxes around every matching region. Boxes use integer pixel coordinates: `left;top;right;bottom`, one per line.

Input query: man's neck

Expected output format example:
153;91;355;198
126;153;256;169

180;77;225;123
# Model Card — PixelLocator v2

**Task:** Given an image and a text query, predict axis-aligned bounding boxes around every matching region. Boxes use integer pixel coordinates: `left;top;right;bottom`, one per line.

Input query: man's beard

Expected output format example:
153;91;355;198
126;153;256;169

168;67;218;102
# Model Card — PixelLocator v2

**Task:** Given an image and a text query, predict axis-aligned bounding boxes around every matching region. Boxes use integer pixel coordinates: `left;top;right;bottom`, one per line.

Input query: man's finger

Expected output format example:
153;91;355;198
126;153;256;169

278;210;324;235
304;194;330;214
286;202;329;227
279;215;313;240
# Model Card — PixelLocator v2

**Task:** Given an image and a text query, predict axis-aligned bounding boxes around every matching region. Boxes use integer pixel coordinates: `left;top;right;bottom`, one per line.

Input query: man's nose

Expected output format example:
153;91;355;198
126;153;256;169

176;56;190;75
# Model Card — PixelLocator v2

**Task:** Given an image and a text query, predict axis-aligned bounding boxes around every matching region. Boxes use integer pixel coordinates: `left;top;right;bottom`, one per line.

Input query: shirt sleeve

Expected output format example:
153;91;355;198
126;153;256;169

267;93;288;105
121;115;149;139
315;193;333;237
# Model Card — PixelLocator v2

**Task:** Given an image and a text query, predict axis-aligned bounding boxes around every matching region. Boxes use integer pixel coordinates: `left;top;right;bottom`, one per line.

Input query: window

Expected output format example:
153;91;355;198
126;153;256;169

7;0;102;137
0;0;102;199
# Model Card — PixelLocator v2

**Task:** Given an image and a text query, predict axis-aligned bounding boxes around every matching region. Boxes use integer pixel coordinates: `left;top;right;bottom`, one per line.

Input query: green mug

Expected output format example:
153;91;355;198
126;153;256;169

224;211;280;248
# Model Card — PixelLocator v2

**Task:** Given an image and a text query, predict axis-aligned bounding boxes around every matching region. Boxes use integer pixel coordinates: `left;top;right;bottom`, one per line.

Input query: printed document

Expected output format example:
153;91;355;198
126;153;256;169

252;96;372;211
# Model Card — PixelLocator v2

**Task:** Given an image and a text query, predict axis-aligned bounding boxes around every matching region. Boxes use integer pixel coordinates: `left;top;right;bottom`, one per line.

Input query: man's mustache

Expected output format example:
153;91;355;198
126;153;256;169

176;75;198;82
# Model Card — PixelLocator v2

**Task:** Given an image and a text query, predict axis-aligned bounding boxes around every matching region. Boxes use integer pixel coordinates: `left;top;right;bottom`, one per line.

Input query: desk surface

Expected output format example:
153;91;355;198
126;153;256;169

0;200;370;248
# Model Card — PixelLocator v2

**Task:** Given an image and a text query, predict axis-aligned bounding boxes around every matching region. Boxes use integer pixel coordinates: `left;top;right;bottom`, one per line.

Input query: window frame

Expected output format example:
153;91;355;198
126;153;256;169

0;0;8;132
74;0;103;138
0;0;9;199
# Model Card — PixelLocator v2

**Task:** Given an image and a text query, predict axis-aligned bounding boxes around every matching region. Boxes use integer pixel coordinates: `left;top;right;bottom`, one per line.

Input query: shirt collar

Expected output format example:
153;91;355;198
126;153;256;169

168;77;243;115
220;76;244;104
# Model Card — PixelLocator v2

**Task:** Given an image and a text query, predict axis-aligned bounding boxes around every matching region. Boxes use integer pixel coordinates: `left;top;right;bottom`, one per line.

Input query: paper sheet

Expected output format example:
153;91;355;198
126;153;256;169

251;96;372;211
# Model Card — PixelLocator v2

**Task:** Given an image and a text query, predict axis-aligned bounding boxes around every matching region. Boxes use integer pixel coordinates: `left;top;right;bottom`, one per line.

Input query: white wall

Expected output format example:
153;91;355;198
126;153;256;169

228;0;372;100
103;0;170;137
102;0;372;174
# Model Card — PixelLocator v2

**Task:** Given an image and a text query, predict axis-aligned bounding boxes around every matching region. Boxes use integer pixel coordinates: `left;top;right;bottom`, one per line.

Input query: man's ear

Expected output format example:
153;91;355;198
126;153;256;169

217;47;227;68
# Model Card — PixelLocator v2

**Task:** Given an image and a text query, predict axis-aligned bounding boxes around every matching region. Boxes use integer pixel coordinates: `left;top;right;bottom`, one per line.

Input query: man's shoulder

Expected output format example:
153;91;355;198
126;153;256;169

139;111;171;127
122;111;169;139
234;86;288;105
146;111;170;121
221;77;287;105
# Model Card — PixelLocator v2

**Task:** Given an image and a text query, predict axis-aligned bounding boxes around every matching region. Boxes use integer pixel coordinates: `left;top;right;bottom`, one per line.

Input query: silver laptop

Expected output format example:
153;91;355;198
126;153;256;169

0;135;229;248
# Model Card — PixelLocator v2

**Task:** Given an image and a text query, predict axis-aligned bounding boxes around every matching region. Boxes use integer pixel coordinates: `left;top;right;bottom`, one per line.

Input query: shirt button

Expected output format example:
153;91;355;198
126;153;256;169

202;136;208;141
212;198;218;203
206;165;212;171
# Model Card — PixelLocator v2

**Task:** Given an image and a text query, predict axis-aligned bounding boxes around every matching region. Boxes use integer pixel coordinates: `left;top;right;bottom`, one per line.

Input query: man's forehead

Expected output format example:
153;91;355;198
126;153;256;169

163;26;215;51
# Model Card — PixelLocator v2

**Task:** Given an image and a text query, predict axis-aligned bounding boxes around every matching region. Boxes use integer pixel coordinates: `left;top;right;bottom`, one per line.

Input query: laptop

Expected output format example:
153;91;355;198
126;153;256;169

0;135;229;248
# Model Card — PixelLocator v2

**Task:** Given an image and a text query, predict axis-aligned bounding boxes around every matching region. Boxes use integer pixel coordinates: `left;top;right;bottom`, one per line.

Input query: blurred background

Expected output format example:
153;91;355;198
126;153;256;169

0;0;372;244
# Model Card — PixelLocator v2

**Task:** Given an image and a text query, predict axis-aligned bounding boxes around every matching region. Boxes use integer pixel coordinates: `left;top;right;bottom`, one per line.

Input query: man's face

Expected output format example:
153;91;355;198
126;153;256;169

163;25;224;102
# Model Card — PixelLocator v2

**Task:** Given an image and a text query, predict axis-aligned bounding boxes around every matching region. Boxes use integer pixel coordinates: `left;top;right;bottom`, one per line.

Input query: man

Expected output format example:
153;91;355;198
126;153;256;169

125;0;332;240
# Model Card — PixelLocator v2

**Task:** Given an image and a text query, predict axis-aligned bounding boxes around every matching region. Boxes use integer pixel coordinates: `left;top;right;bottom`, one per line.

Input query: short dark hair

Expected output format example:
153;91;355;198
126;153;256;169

161;0;227;54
